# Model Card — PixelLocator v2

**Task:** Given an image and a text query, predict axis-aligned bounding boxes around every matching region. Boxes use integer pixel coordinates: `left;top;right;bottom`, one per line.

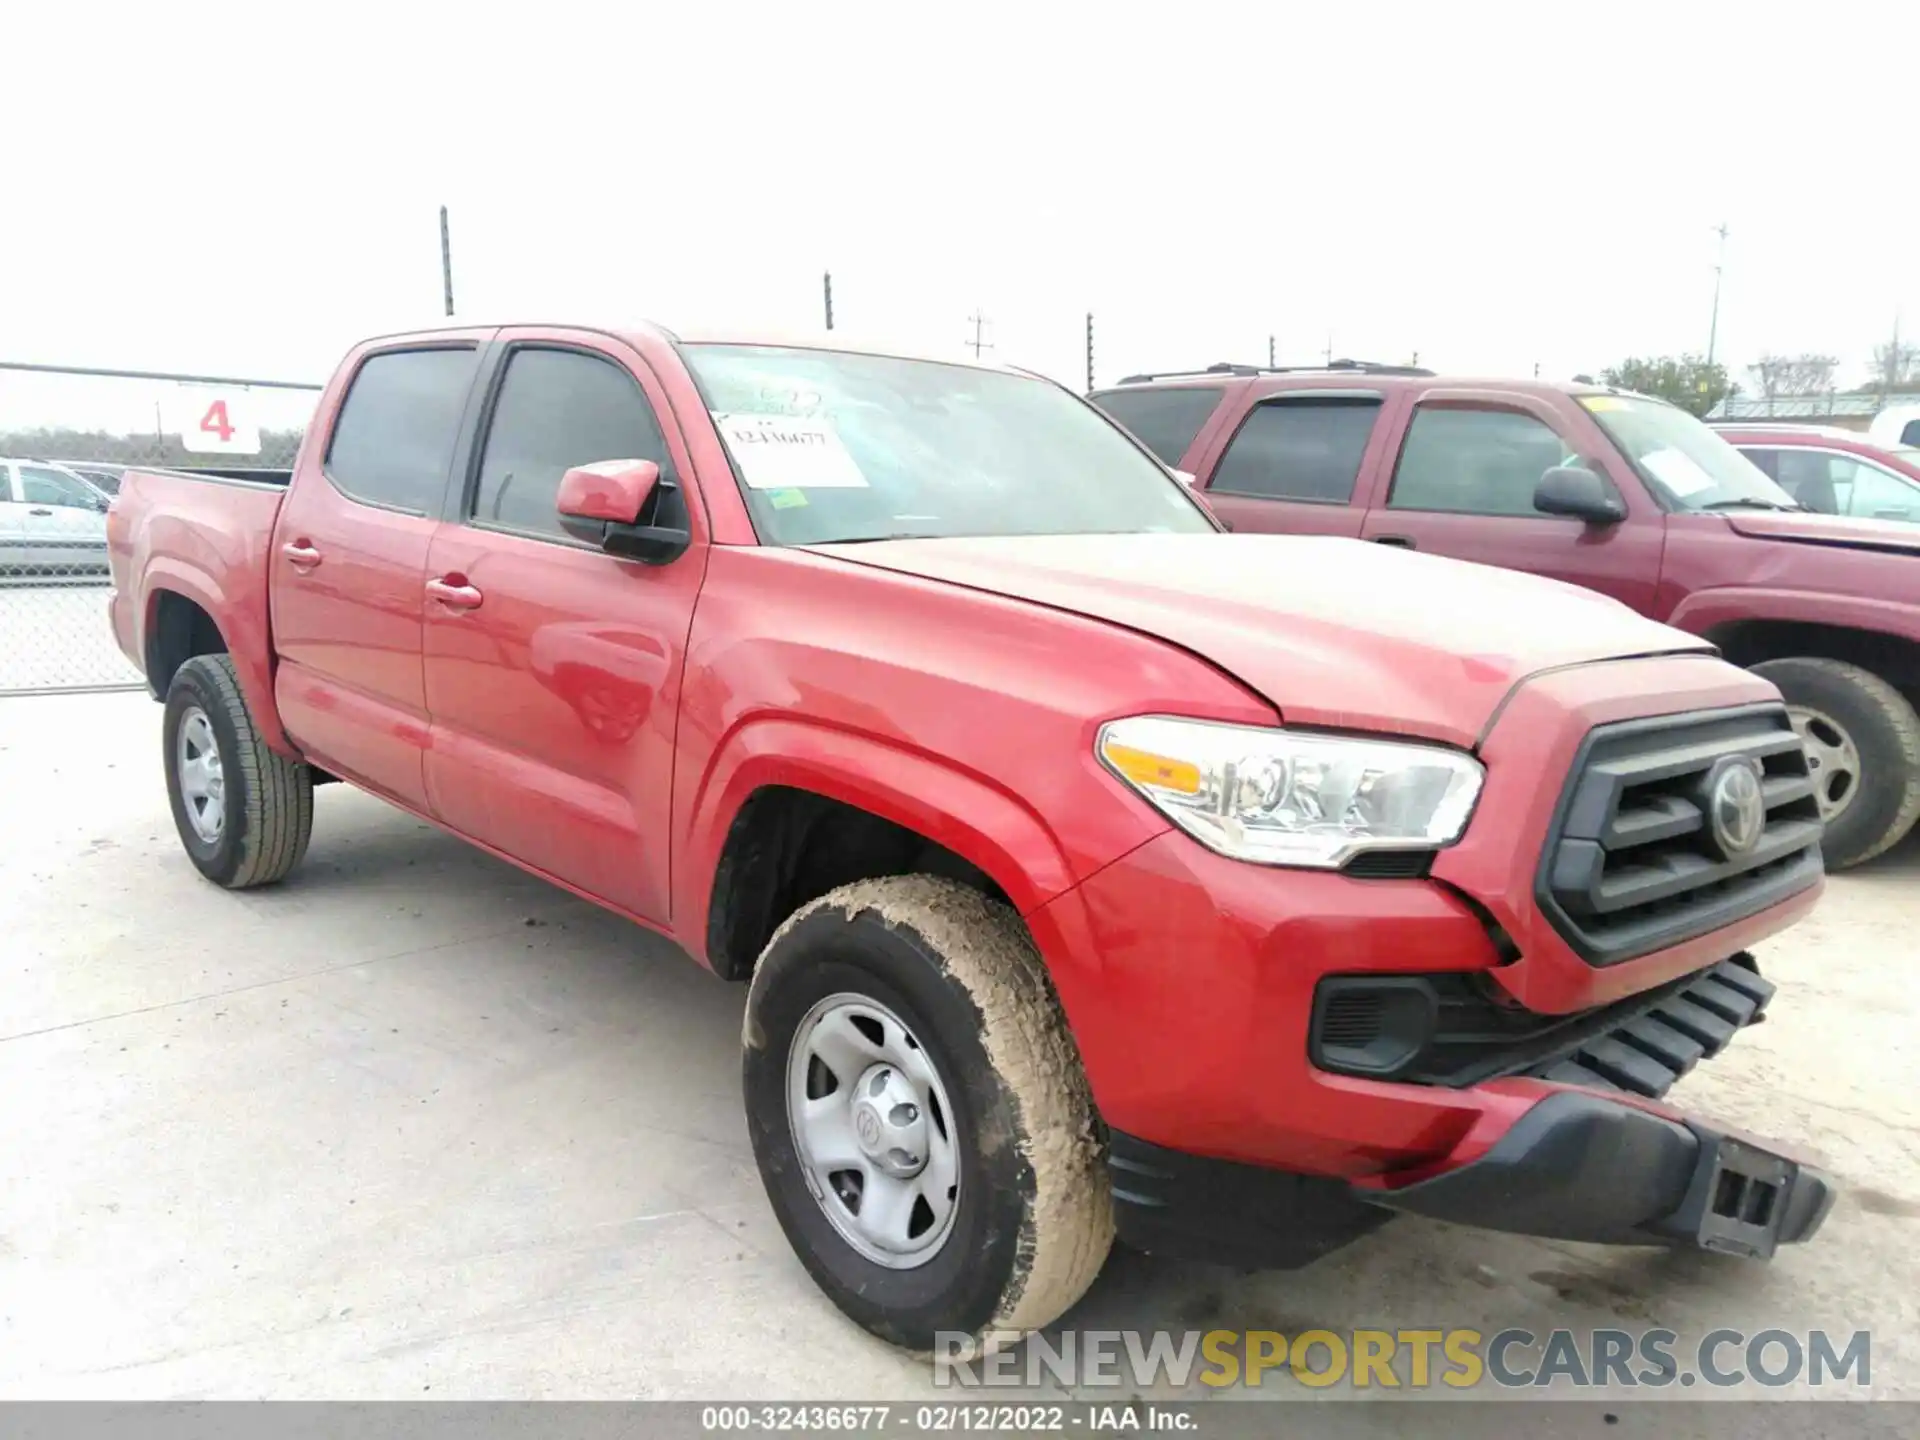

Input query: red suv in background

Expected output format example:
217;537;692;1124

1091;363;1920;869
1714;424;1920;524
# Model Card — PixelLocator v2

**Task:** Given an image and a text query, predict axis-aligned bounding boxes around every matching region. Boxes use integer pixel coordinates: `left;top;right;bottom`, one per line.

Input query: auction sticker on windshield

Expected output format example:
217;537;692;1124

1641;447;1716;497
715;412;869;489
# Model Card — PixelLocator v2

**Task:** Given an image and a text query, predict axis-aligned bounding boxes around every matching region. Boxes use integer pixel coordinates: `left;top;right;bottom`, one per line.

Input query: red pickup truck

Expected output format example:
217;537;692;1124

109;324;1832;1353
1094;364;1920;870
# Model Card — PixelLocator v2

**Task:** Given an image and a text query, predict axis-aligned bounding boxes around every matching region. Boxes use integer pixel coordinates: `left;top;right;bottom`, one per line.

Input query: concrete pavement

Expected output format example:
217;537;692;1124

2;690;1916;1402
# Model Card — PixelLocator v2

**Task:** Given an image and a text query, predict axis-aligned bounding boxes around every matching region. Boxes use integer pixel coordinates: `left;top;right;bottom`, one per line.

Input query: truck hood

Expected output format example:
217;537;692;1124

1721;511;1920;555
809;533;1710;747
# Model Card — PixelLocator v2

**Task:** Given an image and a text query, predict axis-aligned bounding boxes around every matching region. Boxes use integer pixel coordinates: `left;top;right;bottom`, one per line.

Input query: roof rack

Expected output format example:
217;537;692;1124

1114;359;1435;385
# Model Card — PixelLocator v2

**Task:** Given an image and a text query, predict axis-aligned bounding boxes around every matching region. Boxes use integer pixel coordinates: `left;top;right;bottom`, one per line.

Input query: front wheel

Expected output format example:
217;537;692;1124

163;654;314;888
1753;657;1920;869
743;876;1113;1353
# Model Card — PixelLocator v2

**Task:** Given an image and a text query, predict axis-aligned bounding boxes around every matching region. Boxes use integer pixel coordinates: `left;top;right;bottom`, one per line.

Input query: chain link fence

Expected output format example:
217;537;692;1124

1;362;319;695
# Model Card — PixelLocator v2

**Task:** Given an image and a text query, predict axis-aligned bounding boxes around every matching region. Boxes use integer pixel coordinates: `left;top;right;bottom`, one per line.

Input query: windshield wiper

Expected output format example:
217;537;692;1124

1698;498;1808;513
812;532;944;544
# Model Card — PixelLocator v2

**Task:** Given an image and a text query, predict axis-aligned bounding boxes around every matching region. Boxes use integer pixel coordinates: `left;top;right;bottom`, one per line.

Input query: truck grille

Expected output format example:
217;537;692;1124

1537;704;1824;967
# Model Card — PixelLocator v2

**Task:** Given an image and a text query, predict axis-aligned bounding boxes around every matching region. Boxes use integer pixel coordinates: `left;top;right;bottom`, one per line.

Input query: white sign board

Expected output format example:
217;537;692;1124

165;390;262;455
713;412;868;489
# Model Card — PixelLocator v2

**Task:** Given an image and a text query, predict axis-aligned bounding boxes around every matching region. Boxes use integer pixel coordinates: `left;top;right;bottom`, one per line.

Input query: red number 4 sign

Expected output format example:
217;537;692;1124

170;391;260;454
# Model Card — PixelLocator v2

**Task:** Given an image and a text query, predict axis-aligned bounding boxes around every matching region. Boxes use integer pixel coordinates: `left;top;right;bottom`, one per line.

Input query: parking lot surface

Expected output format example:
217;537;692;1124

3;690;1916;1403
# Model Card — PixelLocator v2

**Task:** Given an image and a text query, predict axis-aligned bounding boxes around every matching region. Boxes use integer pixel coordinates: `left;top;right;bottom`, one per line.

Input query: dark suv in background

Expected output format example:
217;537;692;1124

1091;362;1920;869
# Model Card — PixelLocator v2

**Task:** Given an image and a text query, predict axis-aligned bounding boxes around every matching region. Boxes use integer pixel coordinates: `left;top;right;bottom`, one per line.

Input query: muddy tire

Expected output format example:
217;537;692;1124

1753;657;1920;869
742;876;1113;1353
163;654;314;888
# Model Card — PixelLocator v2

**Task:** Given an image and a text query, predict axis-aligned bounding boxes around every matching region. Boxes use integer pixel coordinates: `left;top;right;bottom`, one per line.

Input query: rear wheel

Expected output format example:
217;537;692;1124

742;876;1113;1353
163;654;314;888
1753;656;1920;869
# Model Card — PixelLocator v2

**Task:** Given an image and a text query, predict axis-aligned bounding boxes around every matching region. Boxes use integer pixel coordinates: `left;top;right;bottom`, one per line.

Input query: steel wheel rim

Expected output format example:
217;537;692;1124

176;706;226;843
1788;704;1862;822
786;992;961;1269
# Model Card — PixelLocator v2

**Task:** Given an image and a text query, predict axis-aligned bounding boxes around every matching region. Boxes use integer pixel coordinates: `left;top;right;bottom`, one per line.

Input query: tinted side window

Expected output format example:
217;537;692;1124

1087;386;1224;466
1739;447;1782;481
1388;407;1573;516
325;347;479;513
1210;399;1379;502
1902;419;1920;447
470;348;670;540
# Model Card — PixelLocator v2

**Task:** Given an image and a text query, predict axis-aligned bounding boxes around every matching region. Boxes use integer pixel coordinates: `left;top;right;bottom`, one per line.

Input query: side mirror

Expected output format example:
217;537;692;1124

1535;465;1627;526
556;459;691;565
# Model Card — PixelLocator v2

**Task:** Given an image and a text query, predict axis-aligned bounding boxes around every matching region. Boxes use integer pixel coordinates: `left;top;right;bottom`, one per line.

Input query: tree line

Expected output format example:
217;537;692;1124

1599;338;1920;418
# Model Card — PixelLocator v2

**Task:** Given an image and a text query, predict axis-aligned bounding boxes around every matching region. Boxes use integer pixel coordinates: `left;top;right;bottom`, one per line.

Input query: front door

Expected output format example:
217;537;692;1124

421;332;706;926
270;341;487;809
1357;396;1665;614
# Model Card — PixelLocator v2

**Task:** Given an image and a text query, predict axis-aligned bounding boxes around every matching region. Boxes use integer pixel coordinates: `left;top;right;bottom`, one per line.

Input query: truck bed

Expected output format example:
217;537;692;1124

107;466;288;702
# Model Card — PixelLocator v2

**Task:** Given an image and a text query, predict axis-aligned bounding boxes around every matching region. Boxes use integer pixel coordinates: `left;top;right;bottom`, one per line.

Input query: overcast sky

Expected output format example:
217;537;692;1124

5;1;1917;432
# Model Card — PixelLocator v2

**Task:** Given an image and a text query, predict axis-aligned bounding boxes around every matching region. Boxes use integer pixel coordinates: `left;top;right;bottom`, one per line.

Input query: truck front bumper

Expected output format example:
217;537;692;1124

1111;1086;1834;1269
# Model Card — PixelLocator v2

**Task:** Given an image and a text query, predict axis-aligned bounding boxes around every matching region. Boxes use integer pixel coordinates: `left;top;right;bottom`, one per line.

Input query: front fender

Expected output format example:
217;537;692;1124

1667;585;1920;643
681;714;1083;961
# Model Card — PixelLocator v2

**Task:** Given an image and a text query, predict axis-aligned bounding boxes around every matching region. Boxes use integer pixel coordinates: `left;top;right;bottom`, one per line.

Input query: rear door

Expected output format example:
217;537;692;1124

420;330;707;925
1187;391;1394;537
270;339;489;809
1357;391;1666;612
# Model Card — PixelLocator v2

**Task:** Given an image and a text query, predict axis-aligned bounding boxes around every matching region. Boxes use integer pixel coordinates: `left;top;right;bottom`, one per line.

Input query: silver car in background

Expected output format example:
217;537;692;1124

0;458;112;580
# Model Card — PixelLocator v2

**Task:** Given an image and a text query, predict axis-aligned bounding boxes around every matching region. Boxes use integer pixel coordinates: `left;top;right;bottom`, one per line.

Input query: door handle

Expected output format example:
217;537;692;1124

281;540;323;568
1372;534;1417;549
28;507;53;517
426;577;484;610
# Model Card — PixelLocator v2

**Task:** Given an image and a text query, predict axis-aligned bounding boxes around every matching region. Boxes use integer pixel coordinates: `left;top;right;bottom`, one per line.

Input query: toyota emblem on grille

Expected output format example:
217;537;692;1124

1708;758;1767;857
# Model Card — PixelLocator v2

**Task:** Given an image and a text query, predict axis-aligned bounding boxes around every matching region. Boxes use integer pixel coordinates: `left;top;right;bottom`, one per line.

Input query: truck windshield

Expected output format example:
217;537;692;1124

680;344;1216;545
1581;395;1802;513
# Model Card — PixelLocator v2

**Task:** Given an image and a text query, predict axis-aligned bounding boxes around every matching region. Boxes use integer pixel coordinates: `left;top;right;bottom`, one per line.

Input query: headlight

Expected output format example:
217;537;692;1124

1097;715;1484;869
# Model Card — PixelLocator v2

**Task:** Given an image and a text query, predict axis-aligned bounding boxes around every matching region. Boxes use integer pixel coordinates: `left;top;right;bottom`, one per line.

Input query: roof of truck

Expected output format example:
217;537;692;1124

1093;364;1626;403
355;319;1021;376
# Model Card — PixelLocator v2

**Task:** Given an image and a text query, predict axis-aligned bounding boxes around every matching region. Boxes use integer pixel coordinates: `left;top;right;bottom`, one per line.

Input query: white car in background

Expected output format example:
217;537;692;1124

1870;403;1920;450
0;458;112;579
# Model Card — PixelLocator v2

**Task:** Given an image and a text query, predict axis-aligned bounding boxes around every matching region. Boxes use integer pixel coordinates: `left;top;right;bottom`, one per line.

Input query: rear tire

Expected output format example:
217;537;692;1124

1753;656;1920;869
743;876;1113;1354
163;654;314;888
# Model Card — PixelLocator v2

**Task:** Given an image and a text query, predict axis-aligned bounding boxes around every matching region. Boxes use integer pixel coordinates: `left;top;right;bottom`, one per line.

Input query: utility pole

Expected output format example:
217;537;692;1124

1324;333;1334;366
1085;313;1095;393
1884;313;1903;409
439;206;455;318
1706;221;1729;366
966;308;993;359
1268;334;1276;368
823;272;834;331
